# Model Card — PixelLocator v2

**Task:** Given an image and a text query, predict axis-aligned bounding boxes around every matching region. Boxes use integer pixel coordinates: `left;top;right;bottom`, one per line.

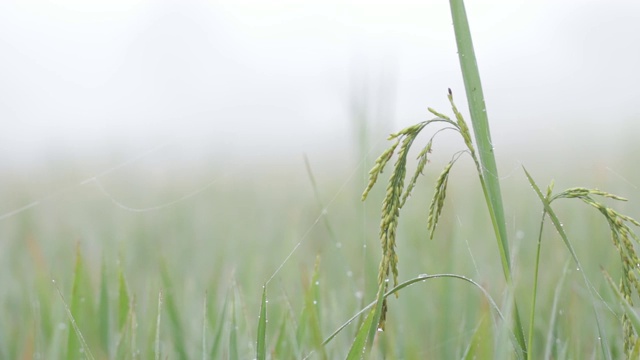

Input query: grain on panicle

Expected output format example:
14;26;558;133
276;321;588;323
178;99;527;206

362;138;400;201
427;160;453;240
549;186;640;356
362;90;481;329
401;139;433;208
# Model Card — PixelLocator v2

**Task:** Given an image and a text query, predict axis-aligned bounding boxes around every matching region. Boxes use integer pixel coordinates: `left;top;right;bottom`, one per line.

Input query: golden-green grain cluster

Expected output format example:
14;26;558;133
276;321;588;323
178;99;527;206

362;91;480;329
550;187;640;355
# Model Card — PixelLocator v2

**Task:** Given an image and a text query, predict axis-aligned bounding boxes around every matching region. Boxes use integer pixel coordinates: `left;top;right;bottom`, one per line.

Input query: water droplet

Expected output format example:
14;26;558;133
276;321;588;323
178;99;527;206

336;242;342;248
315;280;319;286
418;273;429;278
384;278;390;283
355;291;363;299
312;300;317;305
346;271;353;277
377;328;384;332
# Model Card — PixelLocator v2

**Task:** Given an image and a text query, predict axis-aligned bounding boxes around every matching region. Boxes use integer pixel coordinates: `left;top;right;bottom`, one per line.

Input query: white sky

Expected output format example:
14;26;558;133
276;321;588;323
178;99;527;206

1;1;639;168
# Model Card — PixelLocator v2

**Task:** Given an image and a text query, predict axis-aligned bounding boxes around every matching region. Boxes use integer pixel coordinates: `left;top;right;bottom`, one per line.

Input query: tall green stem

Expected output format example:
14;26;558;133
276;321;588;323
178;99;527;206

449;0;526;356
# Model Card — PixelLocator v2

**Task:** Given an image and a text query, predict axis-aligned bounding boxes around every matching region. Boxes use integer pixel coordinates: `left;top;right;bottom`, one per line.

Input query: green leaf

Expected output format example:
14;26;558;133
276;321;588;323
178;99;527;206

209;291;229;358
97;258;110;357
160;260;188;360
229;290;238;360
66;244;96;360
256;285;267;360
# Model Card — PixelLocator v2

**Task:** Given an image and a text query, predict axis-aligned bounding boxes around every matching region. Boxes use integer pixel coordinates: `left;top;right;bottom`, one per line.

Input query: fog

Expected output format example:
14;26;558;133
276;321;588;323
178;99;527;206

1;1;639;169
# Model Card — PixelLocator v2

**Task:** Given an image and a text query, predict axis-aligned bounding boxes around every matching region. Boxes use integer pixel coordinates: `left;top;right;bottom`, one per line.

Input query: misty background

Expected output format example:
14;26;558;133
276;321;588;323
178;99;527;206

1;1;639;173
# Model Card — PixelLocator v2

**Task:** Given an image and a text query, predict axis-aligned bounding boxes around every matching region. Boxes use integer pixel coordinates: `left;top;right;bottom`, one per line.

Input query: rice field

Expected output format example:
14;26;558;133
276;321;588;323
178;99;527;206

0;143;638;359
3;2;640;359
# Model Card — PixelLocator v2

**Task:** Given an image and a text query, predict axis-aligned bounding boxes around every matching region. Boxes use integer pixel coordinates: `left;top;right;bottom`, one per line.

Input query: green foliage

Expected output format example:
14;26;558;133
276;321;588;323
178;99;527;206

525;168;640;358
2;1;640;359
362;92;479;331
256;285;267;360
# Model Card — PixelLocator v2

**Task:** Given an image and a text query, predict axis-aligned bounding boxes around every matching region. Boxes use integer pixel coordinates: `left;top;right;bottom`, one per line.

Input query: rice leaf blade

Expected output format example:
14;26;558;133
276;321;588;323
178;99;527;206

160;260;188;360
256;285;267;360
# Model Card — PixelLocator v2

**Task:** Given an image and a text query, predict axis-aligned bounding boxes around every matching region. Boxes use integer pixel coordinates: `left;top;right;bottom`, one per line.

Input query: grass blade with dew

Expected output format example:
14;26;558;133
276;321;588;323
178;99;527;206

115;298;135;359
97;258;110;358
229;287;239;360
117;264;130;333
544;261;570;360
527;181;554;359
345;282;385;360
297;257;327;359
256;285;267;360
54;279;95;360
450;0;527;354
65;244;96;360
160;260;188;360
449;1;526;354
449;0;511;279
523;167;611;359
153;290;163;360
209;290;230;358
462;295;495;359
275;306;296;357
333;274;521;357
202;294;207;360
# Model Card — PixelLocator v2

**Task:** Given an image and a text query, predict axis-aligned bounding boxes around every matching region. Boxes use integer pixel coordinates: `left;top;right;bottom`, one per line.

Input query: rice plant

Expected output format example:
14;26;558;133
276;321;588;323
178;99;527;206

356;1;640;358
1;1;639;360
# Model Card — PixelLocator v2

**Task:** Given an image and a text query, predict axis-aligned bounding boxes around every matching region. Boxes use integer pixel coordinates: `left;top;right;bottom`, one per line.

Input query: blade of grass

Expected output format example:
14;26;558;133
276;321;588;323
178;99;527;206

209;290;229;358
202;293;207;360
115;301;133;359
462;309;493;360
66;244;96;360
523;167;611;360
256;285;267;360
154;290;163;360
98;258;110;357
117;265;130;332
527;182;553;359
274;307;294;357
160;260;188;360
345;282;385;360
327;274;520;358
54;278;95;360
297;257;328;359
449;0;510;279
229;288;238;360
544;261;570;360
449;1;526;354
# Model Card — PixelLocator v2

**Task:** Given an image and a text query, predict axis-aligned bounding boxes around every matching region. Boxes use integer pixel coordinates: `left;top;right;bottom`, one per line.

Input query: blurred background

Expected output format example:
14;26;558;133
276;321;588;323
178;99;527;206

1;1;639;171
2;2;640;357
